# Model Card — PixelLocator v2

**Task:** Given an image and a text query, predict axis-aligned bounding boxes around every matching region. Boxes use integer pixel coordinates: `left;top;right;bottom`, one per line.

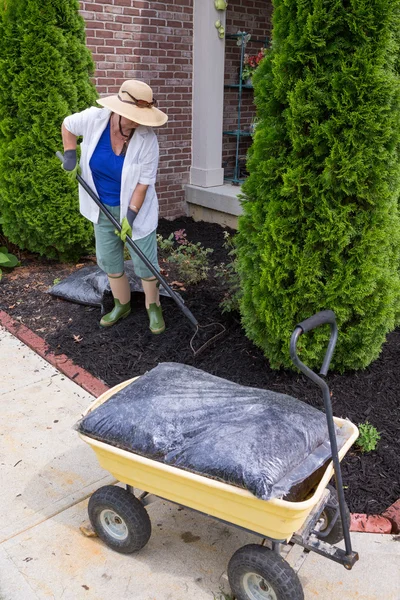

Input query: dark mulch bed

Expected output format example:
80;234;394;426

1;217;399;515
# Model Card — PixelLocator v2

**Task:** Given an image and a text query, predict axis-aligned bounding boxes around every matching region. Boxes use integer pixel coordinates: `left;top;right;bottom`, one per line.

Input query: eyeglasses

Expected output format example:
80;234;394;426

118;89;157;108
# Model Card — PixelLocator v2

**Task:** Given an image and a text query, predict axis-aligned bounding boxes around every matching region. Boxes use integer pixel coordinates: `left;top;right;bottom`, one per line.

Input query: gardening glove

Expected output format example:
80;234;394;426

127;206;138;229
116;217;133;243
61;149;80;180
115;208;137;242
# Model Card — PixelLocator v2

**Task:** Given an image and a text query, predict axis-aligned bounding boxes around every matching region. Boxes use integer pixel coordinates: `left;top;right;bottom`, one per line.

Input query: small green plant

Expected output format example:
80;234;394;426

0;246;20;280
53;278;61;285
157;229;213;285
356;422;381;453
157;232;175;253
215;231;242;314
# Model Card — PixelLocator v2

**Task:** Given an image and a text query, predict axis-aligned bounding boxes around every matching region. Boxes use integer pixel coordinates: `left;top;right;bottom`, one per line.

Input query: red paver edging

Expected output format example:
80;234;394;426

382;499;400;534
350;513;392;534
0;310;109;397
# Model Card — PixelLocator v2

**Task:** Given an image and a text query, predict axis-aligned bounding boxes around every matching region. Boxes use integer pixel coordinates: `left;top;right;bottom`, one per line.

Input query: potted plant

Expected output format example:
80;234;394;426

242;47;267;85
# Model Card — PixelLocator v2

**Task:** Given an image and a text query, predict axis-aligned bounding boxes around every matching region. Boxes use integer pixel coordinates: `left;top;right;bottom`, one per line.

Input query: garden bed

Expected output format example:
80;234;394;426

0;217;399;514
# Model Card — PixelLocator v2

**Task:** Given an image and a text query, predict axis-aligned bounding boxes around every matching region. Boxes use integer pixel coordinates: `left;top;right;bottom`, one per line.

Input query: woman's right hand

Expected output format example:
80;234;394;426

61;149;80;180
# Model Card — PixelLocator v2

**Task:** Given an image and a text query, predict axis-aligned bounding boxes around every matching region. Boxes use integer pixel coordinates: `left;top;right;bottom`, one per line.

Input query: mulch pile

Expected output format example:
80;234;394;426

1;217;399;514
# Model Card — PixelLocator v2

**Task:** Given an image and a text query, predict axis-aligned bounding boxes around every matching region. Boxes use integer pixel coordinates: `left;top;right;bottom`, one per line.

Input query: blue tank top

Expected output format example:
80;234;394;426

89;120;124;206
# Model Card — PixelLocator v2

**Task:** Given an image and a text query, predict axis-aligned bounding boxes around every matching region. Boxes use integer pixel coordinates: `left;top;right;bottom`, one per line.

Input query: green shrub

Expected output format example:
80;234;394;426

356;422;381;453
0;0;98;261
236;0;400;371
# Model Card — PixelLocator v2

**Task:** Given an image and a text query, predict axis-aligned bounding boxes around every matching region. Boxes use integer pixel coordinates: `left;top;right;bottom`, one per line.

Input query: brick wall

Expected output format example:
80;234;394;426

79;0;193;218
223;0;273;182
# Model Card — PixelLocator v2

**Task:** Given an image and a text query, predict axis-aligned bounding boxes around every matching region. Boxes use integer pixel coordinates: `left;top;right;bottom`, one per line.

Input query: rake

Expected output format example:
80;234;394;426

56;152;226;356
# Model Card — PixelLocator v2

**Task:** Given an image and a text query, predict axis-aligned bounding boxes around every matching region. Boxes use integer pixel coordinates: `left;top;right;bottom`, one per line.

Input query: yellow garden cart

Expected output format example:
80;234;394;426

78;310;359;600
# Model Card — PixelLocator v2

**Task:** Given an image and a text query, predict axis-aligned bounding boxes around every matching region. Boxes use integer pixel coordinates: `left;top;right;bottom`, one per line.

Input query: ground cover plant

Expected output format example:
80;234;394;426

157;229;213;285
0;0;97;260
237;0;400;372
0;217;398;515
356;422;381;453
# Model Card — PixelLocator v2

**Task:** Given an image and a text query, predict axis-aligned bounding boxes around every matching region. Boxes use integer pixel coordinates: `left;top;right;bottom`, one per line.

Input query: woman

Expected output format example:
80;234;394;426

61;79;168;334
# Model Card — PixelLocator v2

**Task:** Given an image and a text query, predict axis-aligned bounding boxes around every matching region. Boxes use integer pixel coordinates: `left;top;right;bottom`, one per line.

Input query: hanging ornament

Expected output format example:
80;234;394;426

214;0;228;10
214;0;227;39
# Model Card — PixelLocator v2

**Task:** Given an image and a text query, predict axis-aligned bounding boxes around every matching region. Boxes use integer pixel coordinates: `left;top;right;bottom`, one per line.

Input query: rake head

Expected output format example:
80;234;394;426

190;321;227;357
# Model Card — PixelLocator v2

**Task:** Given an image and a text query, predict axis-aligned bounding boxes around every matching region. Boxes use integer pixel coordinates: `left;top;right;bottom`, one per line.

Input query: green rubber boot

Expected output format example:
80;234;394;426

100;299;131;327
146;303;165;334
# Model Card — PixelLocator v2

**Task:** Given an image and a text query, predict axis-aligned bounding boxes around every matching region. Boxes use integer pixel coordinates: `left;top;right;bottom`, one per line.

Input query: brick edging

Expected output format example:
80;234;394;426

1;309;398;532
350;513;393;534
0;310;109;397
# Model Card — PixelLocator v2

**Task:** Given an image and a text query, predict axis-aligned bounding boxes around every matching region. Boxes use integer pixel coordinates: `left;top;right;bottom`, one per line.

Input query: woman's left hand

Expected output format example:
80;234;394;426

127;206;138;228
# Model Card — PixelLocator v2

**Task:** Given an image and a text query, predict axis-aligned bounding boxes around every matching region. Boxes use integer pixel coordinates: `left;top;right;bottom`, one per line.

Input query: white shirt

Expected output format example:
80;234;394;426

63;107;160;240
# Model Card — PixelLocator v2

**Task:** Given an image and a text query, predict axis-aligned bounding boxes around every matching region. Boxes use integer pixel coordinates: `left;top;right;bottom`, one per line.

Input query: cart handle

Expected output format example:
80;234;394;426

290;309;337;379
289;310;354;559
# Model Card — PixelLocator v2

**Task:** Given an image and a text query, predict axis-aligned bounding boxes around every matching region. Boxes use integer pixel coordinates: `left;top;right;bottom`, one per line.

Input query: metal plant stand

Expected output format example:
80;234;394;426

223;32;267;185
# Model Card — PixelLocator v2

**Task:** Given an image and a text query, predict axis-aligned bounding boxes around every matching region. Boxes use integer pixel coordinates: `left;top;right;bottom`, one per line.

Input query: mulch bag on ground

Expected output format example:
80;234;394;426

76;362;347;501
47;260;173;309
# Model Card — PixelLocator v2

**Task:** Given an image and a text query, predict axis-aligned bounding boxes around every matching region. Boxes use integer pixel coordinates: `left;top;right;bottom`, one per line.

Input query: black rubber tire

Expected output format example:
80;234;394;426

228;544;304;600
88;485;151;554
317;484;351;545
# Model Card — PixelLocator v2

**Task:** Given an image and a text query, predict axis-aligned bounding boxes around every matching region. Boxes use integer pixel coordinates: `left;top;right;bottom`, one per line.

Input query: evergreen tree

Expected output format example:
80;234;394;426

0;0;97;260
237;0;400;371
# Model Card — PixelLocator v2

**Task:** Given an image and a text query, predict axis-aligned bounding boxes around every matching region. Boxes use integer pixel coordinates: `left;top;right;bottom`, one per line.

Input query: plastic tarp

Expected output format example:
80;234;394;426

47;260;175;309
76;363;347;501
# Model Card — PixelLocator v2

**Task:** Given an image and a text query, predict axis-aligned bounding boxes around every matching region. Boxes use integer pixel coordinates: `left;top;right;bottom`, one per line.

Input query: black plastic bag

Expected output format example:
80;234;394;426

76;363;346;500
48;261;174;309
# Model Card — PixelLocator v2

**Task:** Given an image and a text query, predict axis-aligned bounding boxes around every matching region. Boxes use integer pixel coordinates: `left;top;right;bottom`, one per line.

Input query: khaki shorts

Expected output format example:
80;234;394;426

94;205;159;279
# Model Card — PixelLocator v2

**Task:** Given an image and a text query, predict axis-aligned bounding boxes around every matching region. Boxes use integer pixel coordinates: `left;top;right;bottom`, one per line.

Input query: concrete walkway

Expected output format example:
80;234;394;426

1;325;399;600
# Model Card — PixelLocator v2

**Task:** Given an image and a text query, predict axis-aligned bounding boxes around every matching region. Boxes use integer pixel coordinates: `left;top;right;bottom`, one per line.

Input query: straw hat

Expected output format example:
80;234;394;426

97;80;168;127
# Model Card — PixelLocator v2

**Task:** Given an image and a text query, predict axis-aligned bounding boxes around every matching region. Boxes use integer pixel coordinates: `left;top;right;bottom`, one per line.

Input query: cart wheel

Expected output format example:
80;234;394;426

228;544;304;600
316;484;351;545
88;485;151;554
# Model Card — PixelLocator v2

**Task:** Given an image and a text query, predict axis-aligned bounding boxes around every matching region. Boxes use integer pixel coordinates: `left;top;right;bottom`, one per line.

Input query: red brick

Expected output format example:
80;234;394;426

95;30;115;38
115;32;135;39
105;22;125;31
86;21;105;29
97;78;116;85
82;3;104;11
105;39;125;47
350;514;392;534
115;15;133;24
150;19;167;27
105;6;123;14
140;9;157;17
80;11;96;20
96;13;115;22
122;24;142;32
382;499;400;534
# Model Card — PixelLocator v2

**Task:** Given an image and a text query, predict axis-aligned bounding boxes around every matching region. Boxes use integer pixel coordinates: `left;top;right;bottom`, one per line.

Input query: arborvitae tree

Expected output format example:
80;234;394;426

0;0;97;260
237;0;400;371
